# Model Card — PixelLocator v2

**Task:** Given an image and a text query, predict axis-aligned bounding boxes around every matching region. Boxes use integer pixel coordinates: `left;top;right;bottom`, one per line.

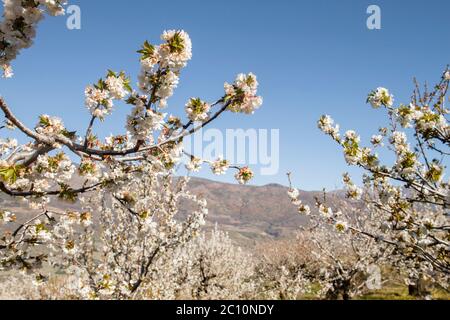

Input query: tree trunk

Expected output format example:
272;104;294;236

408;276;430;299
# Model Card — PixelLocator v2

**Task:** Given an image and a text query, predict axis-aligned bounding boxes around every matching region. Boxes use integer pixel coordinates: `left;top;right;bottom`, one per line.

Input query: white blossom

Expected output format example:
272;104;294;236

367;87;394;108
185;98;210;122
234;167;254;185
210;156;230;175
225;73;263;114
370;134;383;147
185;157;203;172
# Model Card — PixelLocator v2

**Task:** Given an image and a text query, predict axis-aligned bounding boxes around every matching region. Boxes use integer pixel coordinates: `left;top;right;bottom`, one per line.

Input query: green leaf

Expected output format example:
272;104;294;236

58;184;78;203
38;115;50;127
137;40;155;60
61;129;77;139
107;69;117;78
0;165;23;184
94;79;106;90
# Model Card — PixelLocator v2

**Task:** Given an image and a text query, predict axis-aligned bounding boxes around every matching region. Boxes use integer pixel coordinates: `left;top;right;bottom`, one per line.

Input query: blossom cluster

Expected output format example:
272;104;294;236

287;186;311;215
367;87;394;108
0;210;15;224
125;94;166;141
210;156;230;175
85;71;131;120
137;30;192;108
234;166;254;185
185;98;210;122
225;73;263;114
1;0;66;78
317;115;340;141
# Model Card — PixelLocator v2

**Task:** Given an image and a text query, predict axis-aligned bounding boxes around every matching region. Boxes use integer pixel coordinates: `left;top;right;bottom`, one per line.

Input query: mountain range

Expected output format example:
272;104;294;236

0;178;344;247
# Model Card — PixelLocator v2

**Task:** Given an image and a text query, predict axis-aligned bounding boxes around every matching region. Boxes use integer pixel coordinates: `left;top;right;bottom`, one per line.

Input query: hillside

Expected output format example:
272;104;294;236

0;178;342;247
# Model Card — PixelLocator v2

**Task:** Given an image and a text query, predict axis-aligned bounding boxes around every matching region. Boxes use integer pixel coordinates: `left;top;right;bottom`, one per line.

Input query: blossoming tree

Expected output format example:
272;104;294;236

150;227;255;300
289;70;450;295
0;0;263;295
285;183;395;299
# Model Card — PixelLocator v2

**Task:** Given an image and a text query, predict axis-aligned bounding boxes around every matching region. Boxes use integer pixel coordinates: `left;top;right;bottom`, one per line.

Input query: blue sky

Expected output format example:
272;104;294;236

1;0;449;190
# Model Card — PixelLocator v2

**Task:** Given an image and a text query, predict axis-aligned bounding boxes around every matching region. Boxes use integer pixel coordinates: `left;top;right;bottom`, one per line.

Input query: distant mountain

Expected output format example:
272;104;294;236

0;178;345;247
183;178;308;246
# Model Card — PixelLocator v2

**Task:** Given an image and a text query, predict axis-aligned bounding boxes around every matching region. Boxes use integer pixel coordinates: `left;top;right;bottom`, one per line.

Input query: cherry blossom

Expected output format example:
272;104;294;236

0;1;263;291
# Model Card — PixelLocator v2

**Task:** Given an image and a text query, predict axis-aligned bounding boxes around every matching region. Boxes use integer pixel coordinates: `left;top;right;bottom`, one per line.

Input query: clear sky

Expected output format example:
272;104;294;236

1;0;449;190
